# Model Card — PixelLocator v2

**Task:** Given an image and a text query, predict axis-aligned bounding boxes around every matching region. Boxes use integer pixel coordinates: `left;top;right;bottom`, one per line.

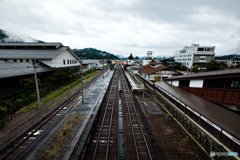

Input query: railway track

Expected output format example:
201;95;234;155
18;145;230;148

0;69;108;160
120;66;154;160
84;65;155;160
85;66;119;160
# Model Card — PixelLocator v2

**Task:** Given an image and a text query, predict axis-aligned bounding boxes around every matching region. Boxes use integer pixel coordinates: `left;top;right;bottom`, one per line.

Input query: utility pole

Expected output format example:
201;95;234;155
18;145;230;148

28;61;41;108
77;57;84;103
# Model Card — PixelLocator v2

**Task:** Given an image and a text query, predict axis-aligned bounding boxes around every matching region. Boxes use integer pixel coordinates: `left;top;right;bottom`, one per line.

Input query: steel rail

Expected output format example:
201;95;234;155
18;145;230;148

0;70;104;143
92;69;118;160
120;67;152;160
0;69;108;160
105;68;118;160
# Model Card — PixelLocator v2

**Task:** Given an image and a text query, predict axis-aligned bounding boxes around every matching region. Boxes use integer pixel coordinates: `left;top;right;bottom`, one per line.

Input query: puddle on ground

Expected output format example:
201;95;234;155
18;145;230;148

144;100;164;115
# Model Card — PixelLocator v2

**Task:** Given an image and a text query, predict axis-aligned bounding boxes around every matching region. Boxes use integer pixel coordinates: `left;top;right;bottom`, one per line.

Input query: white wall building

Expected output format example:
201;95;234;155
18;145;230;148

174;44;215;70
229;56;240;68
0;43;80;69
143;60;152;66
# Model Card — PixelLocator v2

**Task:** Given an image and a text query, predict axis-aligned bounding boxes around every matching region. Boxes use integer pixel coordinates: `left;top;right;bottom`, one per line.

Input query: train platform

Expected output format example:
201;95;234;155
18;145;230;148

124;70;144;91
154;81;240;138
63;69;114;159
136;74;240;155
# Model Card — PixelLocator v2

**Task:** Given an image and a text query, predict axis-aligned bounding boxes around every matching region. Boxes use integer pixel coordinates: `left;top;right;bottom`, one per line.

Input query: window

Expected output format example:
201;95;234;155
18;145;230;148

36;60;39;62
227;79;240;89
20;59;23;62
13;59;17;62
67;60;69;64
26;59;29;62
179;80;189;87
63;60;65;65
204;79;225;88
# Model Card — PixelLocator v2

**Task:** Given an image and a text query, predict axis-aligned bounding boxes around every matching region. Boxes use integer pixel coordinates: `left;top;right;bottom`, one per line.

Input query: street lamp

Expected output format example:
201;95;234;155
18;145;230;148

28;60;41;109
77;57;84;103
99;60;106;78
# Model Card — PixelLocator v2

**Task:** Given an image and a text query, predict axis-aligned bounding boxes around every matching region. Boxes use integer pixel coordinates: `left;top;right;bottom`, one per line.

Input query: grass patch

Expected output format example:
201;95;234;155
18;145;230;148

37;114;83;160
19;71;99;113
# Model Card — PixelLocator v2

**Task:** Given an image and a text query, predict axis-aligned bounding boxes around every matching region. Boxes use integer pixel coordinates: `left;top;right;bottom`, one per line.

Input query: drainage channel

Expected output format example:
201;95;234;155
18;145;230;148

118;77;126;160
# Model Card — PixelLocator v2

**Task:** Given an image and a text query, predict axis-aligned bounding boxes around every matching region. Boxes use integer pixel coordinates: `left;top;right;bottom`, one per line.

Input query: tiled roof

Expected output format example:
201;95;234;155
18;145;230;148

166;68;240;80
149;62;162;65
141;65;167;74
0;62;55;79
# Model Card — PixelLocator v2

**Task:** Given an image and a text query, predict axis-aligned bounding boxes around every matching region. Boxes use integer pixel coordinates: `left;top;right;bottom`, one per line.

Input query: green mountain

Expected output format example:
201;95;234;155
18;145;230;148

73;48;120;60
215;54;240;60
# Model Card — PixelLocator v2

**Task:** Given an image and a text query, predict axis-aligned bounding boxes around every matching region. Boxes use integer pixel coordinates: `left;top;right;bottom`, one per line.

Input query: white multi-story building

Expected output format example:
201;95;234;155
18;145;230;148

174;44;215;70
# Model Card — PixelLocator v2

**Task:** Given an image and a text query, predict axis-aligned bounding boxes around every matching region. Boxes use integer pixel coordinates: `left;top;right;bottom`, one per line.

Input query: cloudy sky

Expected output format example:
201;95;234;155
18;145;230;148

1;0;240;57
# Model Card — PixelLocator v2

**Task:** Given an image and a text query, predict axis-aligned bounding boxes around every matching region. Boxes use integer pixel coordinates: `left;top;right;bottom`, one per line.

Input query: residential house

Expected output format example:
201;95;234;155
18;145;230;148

140;62;182;81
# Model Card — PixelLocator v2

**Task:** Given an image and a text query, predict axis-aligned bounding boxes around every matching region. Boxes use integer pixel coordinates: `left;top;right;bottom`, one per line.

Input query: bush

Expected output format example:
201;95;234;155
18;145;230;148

192;65;201;73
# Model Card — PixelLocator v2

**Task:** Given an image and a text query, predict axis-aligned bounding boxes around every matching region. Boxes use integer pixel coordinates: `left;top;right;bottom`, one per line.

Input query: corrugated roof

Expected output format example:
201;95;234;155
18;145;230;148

0;42;63;47
0;46;68;59
166;68;240;80
0;62;55;79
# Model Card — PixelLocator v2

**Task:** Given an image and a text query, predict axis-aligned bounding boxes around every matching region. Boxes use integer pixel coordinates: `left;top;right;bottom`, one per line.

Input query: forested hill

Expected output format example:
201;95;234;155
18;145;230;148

72;48;120;60
215;54;239;60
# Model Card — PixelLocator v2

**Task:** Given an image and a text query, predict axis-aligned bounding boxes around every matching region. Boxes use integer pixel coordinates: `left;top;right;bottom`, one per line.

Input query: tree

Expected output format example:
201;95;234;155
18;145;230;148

220;65;226;70
20;77;40;87
154;73;161;82
206;60;221;71
180;65;187;71
151;59;156;62
235;64;240;68
167;65;171;68
161;59;167;66
135;56;139;59
192;65;201;73
219;61;227;68
128;53;134;60
175;63;181;69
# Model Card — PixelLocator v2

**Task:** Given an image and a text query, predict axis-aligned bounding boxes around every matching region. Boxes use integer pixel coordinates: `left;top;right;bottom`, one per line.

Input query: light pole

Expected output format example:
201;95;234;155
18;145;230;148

77;57;84;103
100;60;106;78
28;60;41;109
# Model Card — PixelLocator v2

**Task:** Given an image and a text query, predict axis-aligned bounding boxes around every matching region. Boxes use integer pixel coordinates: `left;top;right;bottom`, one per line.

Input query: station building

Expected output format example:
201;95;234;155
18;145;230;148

165;68;240;108
0;42;80;96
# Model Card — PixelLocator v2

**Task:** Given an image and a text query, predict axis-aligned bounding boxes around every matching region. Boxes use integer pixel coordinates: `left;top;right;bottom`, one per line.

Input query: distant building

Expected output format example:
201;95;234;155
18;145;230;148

215;59;230;67
112;60;127;65
165;57;175;69
140;62;182;81
215;56;240;68
174;44;215;70
230;56;240;68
